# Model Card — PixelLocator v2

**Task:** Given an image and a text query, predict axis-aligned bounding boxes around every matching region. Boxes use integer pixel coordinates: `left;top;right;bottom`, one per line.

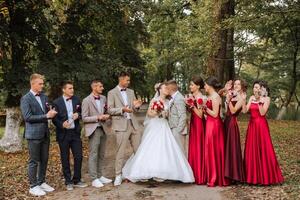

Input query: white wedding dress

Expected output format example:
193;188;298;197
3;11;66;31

122;98;195;183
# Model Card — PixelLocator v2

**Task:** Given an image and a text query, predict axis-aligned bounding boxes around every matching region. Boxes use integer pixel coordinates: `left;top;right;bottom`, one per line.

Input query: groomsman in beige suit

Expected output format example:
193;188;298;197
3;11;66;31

82;80;112;188
107;71;143;186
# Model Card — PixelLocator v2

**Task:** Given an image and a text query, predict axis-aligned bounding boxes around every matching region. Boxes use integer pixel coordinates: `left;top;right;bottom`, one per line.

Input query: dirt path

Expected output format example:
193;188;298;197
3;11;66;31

47;181;224;200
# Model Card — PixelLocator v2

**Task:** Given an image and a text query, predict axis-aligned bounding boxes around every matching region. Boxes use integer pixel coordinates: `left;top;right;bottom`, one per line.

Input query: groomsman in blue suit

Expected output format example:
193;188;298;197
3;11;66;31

52;81;87;191
20;74;57;196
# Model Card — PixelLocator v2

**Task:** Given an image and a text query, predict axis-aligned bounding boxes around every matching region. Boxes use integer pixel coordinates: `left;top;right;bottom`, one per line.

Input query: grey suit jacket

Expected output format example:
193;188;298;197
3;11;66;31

168;91;188;135
82;94;110;137
107;86;140;132
20;91;50;140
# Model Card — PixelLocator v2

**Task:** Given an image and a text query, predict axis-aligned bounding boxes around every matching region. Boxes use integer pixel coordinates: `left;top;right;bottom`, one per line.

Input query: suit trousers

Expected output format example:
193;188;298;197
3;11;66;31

171;128;187;154
27;136;50;188
58;129;83;185
115;120;141;175
88;127;107;180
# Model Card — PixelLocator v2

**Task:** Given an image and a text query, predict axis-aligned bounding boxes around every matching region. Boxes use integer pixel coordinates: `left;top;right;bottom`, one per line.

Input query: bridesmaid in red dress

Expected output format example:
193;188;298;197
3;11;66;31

203;77;229;187
185;76;206;185
244;80;284;185
223;79;246;183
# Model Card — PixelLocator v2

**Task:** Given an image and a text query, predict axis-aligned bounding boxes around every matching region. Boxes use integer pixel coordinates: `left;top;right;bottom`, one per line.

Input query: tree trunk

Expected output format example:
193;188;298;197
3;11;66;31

0;1;30;152
276;31;298;120
0;107;22;152
276;105;287;120
206;0;235;84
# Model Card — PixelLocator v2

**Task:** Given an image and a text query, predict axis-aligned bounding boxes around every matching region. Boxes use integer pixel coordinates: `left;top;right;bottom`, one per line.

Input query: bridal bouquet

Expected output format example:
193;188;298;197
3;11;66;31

151;100;165;113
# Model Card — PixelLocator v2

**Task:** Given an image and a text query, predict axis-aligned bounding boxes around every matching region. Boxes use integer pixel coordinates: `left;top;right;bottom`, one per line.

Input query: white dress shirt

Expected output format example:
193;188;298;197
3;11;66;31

63;96;75;129
169;91;179;107
30;90;44;112
118;85;131;119
93;96;103;127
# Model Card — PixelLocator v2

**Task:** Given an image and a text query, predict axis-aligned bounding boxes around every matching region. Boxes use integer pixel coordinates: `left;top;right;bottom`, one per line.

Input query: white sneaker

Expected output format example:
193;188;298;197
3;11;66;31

92;179;104;188
114;175;122;186
40;183;55;192
29;186;46;196
99;176;112;184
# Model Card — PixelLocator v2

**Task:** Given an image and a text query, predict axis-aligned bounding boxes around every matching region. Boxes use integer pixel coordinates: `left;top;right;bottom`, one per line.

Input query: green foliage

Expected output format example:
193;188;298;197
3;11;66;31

0;0;298;118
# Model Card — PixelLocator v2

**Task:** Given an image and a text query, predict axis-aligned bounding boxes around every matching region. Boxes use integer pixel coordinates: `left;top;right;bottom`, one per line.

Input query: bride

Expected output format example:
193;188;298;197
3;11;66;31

122;82;195;183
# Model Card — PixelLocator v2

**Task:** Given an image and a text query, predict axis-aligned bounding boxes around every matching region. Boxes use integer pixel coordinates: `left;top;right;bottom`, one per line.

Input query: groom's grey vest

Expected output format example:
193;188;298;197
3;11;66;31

168;92;187;135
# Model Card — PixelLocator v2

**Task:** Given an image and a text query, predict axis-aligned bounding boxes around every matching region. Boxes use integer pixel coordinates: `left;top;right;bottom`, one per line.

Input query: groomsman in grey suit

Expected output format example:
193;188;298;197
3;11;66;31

167;80;188;152
82;79;112;188
20;74;57;196
107;71;143;186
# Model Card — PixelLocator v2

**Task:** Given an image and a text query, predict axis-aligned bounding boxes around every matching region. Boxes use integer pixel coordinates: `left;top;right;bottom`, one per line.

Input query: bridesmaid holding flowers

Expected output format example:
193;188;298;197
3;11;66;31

185;76;207;185
203;77;229;187
222;79;247;183
244;80;284;185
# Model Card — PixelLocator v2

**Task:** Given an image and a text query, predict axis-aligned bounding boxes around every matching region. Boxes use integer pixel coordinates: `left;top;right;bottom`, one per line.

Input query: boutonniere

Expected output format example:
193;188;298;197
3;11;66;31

76;104;81;111
45;102;52;110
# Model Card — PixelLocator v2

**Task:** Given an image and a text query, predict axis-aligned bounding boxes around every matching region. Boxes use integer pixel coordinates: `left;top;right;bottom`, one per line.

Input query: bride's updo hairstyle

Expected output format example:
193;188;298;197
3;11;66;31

156;82;164;95
205;76;222;90
155;82;168;96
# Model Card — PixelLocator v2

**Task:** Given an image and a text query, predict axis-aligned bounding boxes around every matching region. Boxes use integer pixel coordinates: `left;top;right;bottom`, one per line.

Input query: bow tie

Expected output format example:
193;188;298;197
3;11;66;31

120;88;126;92
94;96;100;100
66;97;72;101
35;93;40;97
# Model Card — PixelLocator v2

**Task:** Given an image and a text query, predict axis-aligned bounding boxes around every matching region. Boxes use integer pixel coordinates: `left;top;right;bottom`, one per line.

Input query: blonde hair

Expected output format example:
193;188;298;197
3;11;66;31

30;73;45;83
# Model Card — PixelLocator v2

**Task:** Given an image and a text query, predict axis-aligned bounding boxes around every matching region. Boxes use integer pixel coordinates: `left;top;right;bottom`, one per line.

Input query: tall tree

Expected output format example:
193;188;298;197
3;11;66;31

0;0;55;152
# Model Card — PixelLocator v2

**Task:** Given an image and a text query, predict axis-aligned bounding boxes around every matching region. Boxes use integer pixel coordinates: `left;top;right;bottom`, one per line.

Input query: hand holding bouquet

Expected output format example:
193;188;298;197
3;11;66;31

151;100;165;113
185;94;195;108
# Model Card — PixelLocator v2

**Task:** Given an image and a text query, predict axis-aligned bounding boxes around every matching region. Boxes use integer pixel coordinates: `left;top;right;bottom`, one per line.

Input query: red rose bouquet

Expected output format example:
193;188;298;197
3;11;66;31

151;100;165;113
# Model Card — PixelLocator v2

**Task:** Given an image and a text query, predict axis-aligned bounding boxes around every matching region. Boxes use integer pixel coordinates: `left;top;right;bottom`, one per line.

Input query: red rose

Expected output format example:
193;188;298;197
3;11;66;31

151;100;164;112
186;97;195;107
197;98;203;105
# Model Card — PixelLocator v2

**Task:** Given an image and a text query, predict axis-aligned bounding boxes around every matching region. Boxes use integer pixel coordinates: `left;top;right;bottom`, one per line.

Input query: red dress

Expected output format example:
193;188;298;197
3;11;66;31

188;101;206;185
224;101;245;182
244;102;284;185
205;100;229;186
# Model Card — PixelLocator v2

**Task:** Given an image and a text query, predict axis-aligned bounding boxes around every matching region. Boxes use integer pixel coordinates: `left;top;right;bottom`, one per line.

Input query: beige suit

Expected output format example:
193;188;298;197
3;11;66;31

107;86;141;175
82;94;109;180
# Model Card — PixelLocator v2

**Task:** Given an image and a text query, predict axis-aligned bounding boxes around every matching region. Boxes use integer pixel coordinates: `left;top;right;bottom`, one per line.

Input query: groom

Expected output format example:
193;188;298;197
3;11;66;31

167;80;187;152
107;71;142;186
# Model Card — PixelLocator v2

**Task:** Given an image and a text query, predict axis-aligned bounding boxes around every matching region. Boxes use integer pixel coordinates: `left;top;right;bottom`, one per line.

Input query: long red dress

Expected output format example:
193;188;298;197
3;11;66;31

244;102;284;185
224;101;245;182
188;101;206;185
205;100;229;187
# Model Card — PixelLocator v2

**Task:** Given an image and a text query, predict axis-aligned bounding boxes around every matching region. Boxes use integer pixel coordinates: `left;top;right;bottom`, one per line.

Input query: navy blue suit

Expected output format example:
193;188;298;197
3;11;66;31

52;96;83;185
